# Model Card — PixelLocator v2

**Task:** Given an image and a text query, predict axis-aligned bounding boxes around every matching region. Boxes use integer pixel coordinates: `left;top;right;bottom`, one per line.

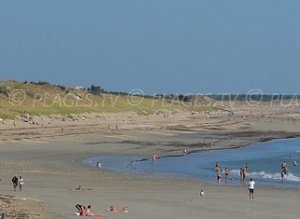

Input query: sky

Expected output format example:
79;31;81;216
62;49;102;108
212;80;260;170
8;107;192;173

0;0;300;94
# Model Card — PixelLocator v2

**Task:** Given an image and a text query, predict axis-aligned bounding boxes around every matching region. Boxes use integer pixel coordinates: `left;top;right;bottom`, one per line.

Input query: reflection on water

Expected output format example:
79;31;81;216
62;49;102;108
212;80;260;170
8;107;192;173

82;137;300;187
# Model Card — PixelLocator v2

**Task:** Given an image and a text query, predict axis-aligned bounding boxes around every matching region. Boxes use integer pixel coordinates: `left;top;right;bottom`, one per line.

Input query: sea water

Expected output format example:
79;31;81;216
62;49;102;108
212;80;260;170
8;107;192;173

82;137;300;187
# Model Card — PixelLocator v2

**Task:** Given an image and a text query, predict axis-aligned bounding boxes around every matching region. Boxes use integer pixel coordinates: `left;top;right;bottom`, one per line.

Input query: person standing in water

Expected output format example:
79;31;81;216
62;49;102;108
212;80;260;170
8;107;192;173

281;161;289;181
240;168;245;184
151;153;157;163
244;162;249;173
293;160;298;166
242;167;247;181
215;164;222;184
224;168;229;180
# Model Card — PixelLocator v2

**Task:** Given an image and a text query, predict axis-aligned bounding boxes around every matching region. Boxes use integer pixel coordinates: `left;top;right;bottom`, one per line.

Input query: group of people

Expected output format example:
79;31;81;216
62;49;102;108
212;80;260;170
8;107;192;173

239;163;248;183
215;162;236;184
215;162;255;199
75;204;95;216
151;148;188;163
215;162;251;185
11;175;24;191
75;204;128;217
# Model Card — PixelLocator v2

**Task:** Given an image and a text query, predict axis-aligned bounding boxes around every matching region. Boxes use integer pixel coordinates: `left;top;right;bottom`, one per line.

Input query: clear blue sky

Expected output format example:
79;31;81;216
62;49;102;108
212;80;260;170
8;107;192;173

0;0;299;94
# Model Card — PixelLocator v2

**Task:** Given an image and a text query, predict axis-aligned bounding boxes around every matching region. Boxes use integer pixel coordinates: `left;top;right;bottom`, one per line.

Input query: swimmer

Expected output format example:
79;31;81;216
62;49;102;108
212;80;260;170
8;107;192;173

224;168;229;180
293;160;298;166
151;153;157;162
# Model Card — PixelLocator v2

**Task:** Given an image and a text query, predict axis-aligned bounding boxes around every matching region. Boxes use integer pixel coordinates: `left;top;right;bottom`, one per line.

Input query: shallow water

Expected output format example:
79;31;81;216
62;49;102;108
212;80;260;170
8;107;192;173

82;137;300;187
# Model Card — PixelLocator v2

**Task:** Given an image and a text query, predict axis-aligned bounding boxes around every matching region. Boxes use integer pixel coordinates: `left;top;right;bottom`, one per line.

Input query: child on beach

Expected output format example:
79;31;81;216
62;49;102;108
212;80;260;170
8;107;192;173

200;189;205;197
19;176;24;191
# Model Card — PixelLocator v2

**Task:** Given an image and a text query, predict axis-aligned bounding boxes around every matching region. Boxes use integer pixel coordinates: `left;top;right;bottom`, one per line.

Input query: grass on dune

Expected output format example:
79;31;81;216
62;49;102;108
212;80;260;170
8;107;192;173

0;80;206;119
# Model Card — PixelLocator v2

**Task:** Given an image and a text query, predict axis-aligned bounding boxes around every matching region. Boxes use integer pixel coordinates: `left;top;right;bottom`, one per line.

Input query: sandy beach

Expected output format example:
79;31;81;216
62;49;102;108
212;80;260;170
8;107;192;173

2;0;300;217
1;105;300;218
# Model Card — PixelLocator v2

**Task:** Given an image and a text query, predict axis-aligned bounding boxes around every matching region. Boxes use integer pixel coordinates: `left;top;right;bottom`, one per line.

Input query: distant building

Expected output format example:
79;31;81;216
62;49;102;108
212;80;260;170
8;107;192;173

73;86;85;90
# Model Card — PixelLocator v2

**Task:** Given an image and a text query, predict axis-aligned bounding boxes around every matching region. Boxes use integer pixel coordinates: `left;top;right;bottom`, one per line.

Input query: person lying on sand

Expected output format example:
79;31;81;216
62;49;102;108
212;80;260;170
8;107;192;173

106;206;128;213
75;204;106;218
75;185;93;191
75;204;87;216
79;205;93;216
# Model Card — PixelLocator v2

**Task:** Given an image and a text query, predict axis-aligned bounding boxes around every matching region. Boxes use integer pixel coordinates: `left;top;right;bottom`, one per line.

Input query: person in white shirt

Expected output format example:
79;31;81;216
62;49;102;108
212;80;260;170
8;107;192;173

200;189;205;197
248;178;255;199
19;176;24;191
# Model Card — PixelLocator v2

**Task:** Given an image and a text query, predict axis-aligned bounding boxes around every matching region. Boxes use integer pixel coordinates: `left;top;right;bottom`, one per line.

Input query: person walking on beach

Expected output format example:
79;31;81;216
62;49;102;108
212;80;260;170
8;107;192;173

12;175;18;191
19;176;24;191
248;178;255;199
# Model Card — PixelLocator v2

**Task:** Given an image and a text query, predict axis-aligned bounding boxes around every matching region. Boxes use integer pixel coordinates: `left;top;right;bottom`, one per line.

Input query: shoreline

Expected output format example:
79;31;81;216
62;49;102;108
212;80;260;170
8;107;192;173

81;136;300;189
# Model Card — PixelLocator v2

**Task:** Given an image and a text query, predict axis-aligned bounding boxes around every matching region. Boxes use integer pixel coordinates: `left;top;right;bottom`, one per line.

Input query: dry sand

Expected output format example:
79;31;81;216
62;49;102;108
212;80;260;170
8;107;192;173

0;105;300;218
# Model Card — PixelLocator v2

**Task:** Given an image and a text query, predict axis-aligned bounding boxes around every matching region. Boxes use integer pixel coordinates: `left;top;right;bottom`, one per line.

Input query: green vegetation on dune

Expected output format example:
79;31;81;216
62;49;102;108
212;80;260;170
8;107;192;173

0;80;210;119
